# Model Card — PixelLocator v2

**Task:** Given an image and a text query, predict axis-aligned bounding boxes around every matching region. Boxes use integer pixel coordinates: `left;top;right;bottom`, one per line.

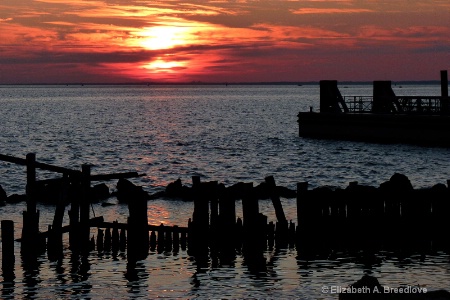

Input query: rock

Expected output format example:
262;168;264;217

116;178;148;203
91;183;110;201
225;182;253;200
379;173;413;192
165;178;183;197
7;193;26;204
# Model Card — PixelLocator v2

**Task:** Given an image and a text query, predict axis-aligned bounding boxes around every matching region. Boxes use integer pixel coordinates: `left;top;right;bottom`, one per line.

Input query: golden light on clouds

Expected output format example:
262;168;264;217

138;26;196;51
0;0;449;83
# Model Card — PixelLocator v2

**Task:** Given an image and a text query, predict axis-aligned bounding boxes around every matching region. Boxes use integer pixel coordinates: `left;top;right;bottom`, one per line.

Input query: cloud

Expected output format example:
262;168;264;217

291;8;373;14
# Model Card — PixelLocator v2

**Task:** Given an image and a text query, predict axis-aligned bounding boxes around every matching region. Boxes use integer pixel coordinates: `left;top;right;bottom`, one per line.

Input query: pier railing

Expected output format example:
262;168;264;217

342;95;445;114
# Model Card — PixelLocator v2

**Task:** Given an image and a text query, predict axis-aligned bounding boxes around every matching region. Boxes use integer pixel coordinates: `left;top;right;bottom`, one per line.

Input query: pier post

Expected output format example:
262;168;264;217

22;153;40;256
80;164;91;252
218;185;236;249
441;70;449;114
48;174;68;260
190;177;210;254
242;183;266;249
1;220;15;279
265;176;288;242
127;183;149;261
69;175;81;251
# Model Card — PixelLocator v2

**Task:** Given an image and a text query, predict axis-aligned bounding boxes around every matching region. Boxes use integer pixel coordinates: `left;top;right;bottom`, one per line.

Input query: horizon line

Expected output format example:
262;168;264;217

0;80;443;86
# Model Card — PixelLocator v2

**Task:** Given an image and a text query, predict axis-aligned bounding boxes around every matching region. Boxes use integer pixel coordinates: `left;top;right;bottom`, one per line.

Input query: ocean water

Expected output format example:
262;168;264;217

0;84;449;299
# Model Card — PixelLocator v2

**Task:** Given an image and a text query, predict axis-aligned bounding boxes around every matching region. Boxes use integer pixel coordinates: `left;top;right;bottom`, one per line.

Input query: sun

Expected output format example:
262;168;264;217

139;26;191;50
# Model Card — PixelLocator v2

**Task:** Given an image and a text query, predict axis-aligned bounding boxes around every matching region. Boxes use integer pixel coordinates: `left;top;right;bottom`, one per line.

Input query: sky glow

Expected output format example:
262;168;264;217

0;0;449;83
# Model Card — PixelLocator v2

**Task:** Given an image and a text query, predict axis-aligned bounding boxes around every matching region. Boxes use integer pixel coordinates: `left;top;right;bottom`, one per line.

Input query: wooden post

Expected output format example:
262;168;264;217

296;182;308;250
441;70;448;114
265;176;287;224
69;175;81;251
1;220;15;279
157;223;164;252
22;153;40;256
127;184;149;261
119;229;126;252
209;181;219;232
112;221;120;253
241;183;258;231
150;231;156;250
172;226;180;252
48;174;68;260
190;177;210;254
80;164;91;251
265;176;288;243
104;228;111;252
96;228;104;252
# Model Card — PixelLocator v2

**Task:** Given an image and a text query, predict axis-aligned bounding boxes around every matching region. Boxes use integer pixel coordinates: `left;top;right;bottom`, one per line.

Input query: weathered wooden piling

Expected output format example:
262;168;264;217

189;177;210;255
265;176;288;243
127;182;149;261
241;183;266;251
157;224;165;252
172;226;180;251
104;228;112;252
22;153;41;257
441;70;448;113
1;220;15;279
119;229;126;252
150;231;156;250
80;164;91;252
96;228;104;252
112;222;120;252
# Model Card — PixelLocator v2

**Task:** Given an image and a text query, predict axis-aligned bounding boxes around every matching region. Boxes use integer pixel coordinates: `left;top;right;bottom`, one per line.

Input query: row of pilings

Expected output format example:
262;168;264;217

2;153;450;280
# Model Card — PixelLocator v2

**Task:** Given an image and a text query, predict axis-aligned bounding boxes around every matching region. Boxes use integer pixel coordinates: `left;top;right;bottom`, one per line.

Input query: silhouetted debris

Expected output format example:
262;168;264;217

6;193;26;204
154;179;297;201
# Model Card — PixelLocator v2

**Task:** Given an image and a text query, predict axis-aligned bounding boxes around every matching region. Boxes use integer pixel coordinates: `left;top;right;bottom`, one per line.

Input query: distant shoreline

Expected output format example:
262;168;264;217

0;80;443;86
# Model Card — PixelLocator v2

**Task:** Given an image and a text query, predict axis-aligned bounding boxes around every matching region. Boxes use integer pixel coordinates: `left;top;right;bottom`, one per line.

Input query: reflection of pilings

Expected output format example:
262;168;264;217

1;220;15;280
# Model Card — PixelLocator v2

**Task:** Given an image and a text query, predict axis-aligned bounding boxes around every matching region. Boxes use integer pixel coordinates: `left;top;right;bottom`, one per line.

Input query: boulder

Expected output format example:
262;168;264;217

91;183;110;201
7;193;26;204
379;173;413;192
116;178;148;203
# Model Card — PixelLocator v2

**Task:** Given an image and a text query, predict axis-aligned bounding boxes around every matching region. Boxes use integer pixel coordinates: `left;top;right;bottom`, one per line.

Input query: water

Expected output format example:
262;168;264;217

0;84;449;299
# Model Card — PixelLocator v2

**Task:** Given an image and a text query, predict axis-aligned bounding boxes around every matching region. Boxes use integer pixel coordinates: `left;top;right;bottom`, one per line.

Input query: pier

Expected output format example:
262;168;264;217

298;70;450;146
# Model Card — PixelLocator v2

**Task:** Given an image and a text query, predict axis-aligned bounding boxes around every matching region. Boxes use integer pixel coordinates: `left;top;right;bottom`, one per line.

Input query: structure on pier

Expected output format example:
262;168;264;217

298;70;450;147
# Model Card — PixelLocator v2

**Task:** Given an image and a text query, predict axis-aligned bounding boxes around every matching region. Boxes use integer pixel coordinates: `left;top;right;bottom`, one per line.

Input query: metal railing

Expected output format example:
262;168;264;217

342;95;445;114
343;96;373;113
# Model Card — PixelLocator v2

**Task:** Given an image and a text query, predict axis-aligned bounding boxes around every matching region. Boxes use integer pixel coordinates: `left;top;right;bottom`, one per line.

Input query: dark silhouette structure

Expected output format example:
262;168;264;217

298;70;450;146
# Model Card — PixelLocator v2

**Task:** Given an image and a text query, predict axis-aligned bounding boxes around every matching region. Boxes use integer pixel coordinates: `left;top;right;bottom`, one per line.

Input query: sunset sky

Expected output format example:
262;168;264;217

1;0;449;84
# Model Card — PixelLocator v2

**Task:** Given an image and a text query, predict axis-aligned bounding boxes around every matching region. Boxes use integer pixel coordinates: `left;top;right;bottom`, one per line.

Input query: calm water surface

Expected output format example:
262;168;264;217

0;84;449;299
